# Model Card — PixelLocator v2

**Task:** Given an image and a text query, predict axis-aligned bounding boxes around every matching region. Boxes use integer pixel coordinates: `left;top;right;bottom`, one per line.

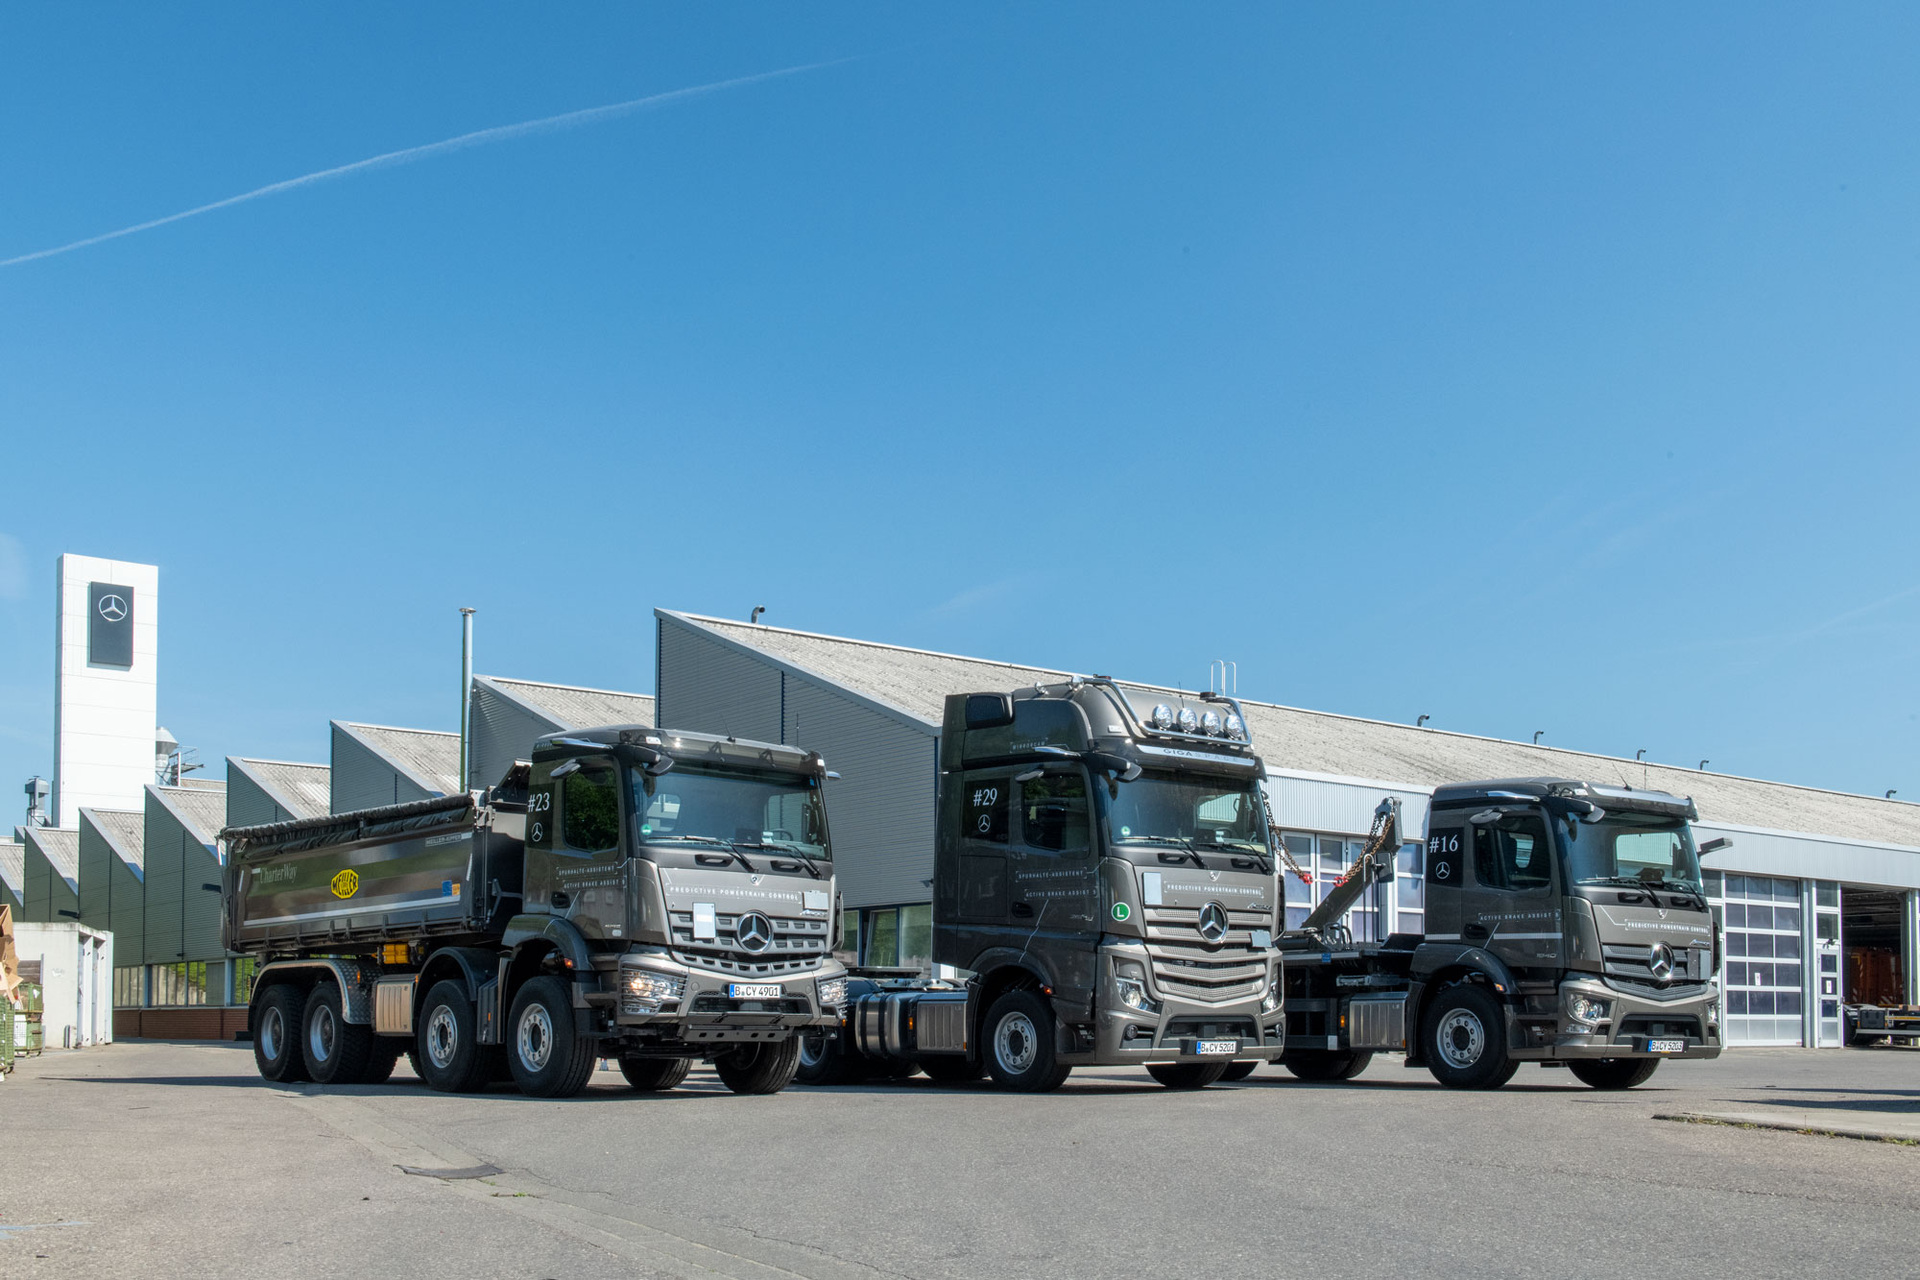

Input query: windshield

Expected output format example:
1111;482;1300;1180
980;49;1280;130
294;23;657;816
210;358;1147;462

1101;770;1270;855
1558;811;1700;889
629;764;830;859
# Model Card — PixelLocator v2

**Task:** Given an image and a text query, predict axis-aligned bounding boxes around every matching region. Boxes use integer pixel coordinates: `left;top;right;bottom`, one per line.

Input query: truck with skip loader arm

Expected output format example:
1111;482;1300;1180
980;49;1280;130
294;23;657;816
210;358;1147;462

224;724;847;1097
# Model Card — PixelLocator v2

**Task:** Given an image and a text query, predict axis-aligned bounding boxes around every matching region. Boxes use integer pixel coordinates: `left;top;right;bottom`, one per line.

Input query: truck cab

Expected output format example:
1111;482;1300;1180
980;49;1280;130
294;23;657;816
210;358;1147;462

807;679;1285;1092
1280;777;1722;1089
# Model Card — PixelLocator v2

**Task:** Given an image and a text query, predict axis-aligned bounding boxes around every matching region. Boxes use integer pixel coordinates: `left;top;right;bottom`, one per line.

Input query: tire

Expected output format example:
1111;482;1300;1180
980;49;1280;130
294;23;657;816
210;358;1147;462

1147;1062;1231;1089
795;1029;864;1085
1567;1058;1661;1090
507;976;599;1099
302;981;378;1085
715;1038;803;1095
619;1056;693;1091
414;979;490;1093
1218;1061;1259;1082
1422;984;1515;1090
921;1056;986;1084
1279;1050;1374;1082
253;984;309;1083
362;1041;404;1086
982;990;1072;1092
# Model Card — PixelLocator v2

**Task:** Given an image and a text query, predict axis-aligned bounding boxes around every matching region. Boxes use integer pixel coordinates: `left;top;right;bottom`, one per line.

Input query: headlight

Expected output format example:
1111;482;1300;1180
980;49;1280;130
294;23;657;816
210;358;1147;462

1224;714;1246;740
1151;703;1176;730
1566;993;1611;1025
1262;978;1282;1015
1176;708;1199;733
1114;961;1161;1015
620;969;685;1015
1200;711;1223;737
817;976;847;1008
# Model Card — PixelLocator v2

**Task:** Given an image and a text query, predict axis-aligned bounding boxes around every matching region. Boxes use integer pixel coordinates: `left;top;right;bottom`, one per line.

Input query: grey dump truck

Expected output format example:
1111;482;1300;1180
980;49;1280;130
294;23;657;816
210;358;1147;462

1273;778;1723;1089
801;679;1286;1092
224;725;846;1098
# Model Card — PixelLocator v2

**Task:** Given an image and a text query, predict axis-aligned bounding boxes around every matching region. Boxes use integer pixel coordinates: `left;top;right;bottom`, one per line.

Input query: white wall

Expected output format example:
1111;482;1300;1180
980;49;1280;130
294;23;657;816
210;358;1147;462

13;921;114;1048
54;554;159;826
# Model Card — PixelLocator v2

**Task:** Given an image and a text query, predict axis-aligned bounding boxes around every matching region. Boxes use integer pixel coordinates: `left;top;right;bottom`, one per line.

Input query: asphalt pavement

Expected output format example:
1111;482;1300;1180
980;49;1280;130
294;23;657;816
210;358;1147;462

2;1040;1915;1279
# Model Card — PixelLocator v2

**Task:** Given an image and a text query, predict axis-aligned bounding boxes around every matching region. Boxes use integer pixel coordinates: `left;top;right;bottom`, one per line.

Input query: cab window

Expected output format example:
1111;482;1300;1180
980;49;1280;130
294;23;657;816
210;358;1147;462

561;760;621;853
1473;816;1552;891
1020;773;1089;855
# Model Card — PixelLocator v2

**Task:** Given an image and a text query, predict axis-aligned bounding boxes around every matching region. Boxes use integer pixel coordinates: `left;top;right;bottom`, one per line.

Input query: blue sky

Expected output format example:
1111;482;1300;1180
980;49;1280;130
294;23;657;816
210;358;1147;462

3;5;1917;811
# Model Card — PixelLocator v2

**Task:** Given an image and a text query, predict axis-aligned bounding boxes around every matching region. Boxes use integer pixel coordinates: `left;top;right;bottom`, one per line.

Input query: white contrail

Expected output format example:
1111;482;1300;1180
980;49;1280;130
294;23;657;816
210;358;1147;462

1;57;850;270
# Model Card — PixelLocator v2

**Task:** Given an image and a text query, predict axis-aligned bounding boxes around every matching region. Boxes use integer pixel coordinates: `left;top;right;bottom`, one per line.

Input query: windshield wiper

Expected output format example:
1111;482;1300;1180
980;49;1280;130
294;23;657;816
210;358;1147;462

1192;840;1271;874
735;840;825;878
651;834;755;872
1115;836;1206;868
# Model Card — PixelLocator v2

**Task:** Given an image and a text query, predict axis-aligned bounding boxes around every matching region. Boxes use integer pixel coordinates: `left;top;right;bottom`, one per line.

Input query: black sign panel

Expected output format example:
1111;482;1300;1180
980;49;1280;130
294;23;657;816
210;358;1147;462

964;780;1009;844
88;582;134;667
1426;829;1461;885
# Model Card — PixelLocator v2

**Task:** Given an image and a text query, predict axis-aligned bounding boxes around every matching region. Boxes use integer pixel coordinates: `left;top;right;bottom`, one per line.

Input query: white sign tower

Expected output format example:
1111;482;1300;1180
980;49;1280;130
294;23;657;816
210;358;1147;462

53;553;160;827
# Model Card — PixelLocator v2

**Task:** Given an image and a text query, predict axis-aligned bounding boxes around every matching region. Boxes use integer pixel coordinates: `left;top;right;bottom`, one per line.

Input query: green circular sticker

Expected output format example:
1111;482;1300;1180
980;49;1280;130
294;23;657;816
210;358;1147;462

1111;902;1131;922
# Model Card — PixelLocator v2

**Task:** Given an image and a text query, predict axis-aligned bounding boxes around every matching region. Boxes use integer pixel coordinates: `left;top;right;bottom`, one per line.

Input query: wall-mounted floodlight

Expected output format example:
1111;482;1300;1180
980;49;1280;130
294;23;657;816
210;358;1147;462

1636;749;1646;761
1533;730;1545;745
1699;760;1710;771
1417;715;1430;728
750;605;767;625
1888;790;1898;799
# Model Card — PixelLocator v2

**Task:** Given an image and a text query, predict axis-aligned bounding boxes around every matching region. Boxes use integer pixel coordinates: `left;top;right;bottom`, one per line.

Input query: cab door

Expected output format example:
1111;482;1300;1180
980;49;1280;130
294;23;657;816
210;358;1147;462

1467;812;1563;974
550;754;628;941
1009;769;1100;1004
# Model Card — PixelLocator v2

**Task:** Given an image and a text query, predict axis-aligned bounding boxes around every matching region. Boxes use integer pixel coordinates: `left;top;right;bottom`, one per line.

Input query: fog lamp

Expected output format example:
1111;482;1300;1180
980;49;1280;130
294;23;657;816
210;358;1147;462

817;976;848;1008
1200;711;1223;737
1151;704;1176;730
1224;714;1246;740
1176;708;1199;733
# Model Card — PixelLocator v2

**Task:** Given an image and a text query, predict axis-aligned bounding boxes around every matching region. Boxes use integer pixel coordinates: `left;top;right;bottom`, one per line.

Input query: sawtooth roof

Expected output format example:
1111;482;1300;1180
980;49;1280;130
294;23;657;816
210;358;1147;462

664;610;1920;850
83;808;147;873
0;839;23;899
25;825;81;885
231;758;331;821
152;781;230;847
337;723;461;797
481;676;655;731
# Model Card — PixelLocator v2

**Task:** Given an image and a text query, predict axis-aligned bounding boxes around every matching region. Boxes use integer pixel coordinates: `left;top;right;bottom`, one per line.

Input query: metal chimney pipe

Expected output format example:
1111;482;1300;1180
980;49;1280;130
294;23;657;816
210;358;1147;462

459;607;476;791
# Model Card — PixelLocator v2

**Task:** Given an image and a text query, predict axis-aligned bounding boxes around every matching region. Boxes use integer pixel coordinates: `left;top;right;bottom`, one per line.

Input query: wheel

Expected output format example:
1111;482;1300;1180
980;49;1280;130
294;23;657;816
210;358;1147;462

619;1056;693;1091
362;1041;404;1085
1421;984;1515;1090
714;1038;803;1095
253;984;309;1083
1567;1058;1661;1090
1279;1050;1374;1082
982;990;1072;1092
1147;1062;1231;1089
1218;1061;1259;1082
795;1029;864;1085
414;979;490;1093
920;1056;986;1083
302;981;378;1085
508;976;599;1098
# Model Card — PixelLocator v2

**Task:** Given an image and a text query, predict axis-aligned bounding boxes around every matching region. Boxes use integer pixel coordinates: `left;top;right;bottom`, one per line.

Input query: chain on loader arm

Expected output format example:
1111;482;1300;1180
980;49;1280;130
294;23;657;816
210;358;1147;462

1291;796;1403;941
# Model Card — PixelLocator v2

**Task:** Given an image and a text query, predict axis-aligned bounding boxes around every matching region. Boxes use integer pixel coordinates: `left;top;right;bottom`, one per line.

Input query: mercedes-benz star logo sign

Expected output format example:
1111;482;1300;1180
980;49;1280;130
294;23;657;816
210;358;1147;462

97;594;128;623
1197;902;1229;945
736;912;775;954
1647;942;1674;980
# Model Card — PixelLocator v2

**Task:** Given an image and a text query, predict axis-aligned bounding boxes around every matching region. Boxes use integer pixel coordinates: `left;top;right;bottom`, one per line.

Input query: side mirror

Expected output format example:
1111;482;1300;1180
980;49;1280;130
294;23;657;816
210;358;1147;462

1084;751;1141;783
1469;809;1498;825
1698;836;1732;856
551;759;582;780
964;693;1016;730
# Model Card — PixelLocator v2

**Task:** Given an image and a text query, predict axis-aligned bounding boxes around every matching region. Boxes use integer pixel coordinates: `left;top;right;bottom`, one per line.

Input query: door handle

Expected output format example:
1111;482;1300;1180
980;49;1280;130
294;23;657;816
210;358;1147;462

1011;902;1034;917
550;891;570;909
1463;923;1489;941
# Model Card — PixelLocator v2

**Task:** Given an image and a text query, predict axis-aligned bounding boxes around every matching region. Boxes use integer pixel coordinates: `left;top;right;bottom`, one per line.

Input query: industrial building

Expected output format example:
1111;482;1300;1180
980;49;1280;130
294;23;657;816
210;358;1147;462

651;608;1920;1051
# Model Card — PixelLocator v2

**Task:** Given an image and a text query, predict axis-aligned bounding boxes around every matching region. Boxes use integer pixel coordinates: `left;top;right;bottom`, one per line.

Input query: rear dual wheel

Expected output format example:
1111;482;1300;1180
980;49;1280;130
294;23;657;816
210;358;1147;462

619;1056;693;1091
715;1038;802;1094
253;984;308;1083
1568;1058;1660;1090
1147;1062;1229;1089
1279;1050;1373;1082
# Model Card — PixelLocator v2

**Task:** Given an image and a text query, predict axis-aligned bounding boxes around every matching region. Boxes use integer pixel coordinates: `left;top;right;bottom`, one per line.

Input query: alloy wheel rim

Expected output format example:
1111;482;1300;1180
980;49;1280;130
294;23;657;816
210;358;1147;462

309;1003;336;1064
995;1011;1039;1073
1437;1009;1485;1069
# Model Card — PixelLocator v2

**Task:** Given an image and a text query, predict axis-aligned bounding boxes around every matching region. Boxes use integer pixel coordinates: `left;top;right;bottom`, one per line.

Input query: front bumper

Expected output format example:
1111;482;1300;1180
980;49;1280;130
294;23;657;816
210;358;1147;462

1080;942;1284;1064
1522;976;1722;1061
613;950;845;1043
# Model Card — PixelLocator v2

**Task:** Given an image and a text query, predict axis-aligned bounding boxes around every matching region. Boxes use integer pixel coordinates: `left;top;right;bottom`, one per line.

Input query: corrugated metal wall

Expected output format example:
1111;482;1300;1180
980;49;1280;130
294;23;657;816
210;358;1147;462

225;768;291;829
22;842;78;924
141;793;223;967
469;682;554;791
656;619;782;742
1265;774;1432;841
77;818;146;966
783;677;938;909
330;724;433;814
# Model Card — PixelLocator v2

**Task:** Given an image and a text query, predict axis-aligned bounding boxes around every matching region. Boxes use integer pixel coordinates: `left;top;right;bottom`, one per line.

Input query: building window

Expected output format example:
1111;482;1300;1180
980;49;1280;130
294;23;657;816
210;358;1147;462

838;909;859;957
113;965;146;1008
231;957;259;1006
153;961;210;1007
864;908;899;967
899;905;933;970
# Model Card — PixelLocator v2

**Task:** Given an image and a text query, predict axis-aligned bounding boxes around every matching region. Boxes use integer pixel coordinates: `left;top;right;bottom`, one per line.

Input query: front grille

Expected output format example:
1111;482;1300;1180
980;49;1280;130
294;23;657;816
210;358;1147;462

1164;1017;1256;1042
1602;943;1708;988
1617;1014;1702;1043
1143;906;1268;1003
669;911;830;976
688;995;810;1015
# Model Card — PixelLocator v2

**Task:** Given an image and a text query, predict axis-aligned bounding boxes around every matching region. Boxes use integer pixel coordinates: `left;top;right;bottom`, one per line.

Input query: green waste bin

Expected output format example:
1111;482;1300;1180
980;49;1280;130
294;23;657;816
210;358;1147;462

17;982;43;1057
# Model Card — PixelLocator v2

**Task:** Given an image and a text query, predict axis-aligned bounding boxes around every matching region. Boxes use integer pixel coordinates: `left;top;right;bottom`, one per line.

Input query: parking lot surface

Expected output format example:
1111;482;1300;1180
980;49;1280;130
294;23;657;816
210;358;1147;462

1;1041;1915;1279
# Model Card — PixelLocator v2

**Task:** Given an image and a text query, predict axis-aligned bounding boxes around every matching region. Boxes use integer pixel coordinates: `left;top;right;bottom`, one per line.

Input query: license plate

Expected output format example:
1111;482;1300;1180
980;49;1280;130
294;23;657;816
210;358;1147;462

728;983;782;999
1195;1039;1239;1056
1646;1037;1686;1054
